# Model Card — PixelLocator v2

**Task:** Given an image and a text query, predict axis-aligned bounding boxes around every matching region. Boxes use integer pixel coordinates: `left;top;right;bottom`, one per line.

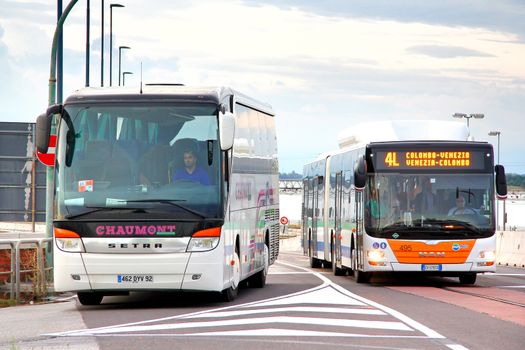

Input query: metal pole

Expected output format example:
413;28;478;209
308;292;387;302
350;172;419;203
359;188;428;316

118;47;122;86
85;0;90;86
15;241;20;303
47;0;79;265
101;0;104;86
109;5;113;86
109;4;124;87
57;0;63;103
31;125;36;233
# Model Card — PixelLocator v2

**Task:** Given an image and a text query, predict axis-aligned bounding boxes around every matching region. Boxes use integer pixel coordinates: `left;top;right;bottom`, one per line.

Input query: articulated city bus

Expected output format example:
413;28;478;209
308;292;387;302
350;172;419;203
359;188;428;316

36;85;279;305
302;121;507;284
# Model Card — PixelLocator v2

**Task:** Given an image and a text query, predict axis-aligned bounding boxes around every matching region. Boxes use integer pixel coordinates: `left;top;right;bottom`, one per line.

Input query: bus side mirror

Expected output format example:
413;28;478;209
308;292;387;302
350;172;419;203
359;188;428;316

219;111;235;150
495;165;507;199
36;113;52;153
354;156;367;190
36;104;63;153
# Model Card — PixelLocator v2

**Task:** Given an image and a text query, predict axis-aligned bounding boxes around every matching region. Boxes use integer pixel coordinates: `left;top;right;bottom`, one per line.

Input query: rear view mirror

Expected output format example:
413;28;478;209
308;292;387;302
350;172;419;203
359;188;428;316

354;156;367;190
495;165;507;199
219;111;235;150
36;113;52;153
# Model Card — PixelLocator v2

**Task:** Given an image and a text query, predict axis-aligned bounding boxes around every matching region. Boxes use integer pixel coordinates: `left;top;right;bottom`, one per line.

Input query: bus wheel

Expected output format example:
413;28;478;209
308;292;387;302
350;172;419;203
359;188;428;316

77;292;103;306
459;273;477;285
332;259;346;276
249;244;269;288
222;250;240;302
309;255;322;268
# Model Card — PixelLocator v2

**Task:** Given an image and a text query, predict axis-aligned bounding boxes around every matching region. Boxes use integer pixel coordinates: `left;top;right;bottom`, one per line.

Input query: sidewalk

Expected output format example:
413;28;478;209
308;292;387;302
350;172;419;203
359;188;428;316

0;222;46;239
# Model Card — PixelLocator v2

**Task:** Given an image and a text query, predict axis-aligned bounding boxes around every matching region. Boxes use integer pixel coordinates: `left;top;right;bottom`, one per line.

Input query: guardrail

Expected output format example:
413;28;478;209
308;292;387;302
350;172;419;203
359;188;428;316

0;238;52;302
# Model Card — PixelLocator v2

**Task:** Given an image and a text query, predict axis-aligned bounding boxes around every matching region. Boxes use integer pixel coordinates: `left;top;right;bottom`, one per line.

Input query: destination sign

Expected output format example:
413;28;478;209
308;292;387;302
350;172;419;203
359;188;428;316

375;150;487;170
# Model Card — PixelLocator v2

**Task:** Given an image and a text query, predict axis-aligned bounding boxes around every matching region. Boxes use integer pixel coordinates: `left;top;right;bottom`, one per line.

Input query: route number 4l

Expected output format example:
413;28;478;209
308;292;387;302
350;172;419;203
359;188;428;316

384;152;400;167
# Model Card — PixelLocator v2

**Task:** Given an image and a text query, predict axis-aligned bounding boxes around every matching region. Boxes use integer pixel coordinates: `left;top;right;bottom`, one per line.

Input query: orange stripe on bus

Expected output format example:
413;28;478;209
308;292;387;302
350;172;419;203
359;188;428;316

387;240;475;264
54;227;80;238
192;227;221;237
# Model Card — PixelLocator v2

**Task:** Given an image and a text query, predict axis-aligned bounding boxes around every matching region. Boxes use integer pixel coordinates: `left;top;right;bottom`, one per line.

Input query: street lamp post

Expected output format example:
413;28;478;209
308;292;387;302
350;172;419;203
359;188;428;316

122;71;133;86
100;0;104;86
85;0;90;87
453;113;485;137
109;3;124;86
489;130;503;230
118;46;130;86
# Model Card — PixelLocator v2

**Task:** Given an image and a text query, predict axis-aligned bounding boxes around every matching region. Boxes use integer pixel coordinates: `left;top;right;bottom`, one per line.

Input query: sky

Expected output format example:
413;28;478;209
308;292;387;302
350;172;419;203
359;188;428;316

1;0;524;174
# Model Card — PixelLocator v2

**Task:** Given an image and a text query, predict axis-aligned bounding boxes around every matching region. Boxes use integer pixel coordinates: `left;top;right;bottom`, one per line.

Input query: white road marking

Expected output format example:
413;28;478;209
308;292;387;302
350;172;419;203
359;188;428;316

246;284;365;307
446;344;470;350
484;273;525;276
180;306;386;319
45;259;463;347
277;260;446;339
498;285;525;288
114;329;429;338
63;316;412;336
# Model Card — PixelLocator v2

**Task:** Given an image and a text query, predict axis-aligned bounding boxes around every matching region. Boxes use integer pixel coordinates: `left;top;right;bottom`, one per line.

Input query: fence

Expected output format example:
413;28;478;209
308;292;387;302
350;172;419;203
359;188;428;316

0;238;52;302
0;122;46;223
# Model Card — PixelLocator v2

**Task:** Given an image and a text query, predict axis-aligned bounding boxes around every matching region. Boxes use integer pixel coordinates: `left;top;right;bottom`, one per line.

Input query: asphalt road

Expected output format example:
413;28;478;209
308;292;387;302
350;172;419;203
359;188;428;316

3;251;525;350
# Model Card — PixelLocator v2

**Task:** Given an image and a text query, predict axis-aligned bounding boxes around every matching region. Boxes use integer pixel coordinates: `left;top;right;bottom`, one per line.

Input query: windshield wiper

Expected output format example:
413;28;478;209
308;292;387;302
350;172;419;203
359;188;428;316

125;199;208;219
65;206;147;219
420;219;482;235
380;221;413;234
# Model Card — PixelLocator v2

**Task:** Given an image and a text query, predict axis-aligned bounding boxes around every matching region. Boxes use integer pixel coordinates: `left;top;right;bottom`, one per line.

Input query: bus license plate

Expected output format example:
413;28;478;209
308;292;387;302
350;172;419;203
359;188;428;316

421;264;442;272
117;275;154;284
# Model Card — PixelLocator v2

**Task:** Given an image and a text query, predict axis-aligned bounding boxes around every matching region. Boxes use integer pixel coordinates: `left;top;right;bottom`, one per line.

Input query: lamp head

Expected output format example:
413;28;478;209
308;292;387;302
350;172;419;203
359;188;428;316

453;113;467;119
470;113;485;119
488;131;500;136
110;3;125;8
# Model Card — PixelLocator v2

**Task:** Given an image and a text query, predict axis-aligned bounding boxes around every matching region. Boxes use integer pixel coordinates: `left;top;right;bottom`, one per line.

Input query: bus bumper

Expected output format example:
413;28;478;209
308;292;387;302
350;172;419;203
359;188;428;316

53;243;229;293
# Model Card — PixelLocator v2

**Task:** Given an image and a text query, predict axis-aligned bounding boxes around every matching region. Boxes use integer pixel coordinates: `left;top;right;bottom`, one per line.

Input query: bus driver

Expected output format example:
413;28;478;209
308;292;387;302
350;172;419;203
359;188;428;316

172;149;210;185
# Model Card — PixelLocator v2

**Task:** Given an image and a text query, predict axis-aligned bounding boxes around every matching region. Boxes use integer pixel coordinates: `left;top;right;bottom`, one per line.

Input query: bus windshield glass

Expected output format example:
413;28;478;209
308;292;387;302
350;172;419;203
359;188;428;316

364;173;494;239
55;103;222;220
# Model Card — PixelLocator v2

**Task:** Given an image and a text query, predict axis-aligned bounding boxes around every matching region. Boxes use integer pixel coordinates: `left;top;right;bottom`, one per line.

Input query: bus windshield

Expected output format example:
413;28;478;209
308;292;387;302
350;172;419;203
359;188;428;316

364;173;494;239
55;103;222;220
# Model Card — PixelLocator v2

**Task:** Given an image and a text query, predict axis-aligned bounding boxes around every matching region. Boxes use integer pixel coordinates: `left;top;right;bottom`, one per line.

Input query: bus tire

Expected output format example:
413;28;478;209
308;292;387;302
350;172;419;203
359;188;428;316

332;260;346;276
222;250;240;302
459;273;477;285
77;292;103;306
355;270;371;284
249;244;269;288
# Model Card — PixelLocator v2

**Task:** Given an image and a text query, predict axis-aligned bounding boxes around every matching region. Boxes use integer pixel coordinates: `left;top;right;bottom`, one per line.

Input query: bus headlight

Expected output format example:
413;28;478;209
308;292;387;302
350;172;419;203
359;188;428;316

54;227;85;253
56;238;85;253
367;250;386;266
186;227;221;252
478;250;496;261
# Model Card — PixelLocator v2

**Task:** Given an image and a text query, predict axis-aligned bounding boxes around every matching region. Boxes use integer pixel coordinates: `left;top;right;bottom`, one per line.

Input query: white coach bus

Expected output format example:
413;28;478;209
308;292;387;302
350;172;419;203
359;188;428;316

302;120;507;284
36;85;279;305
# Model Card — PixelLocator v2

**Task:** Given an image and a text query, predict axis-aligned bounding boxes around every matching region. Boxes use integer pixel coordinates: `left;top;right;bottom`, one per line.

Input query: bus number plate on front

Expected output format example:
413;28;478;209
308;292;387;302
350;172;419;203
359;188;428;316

421;264;442;272
117;275;154;283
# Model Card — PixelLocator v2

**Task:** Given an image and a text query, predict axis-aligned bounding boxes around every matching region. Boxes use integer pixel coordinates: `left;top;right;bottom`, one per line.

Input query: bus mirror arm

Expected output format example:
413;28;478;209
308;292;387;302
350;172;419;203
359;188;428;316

219;111;235;150
495;165;507;200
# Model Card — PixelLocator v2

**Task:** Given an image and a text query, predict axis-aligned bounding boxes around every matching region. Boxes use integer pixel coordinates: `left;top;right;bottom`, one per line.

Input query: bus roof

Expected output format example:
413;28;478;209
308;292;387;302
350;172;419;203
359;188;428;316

64;85;274;116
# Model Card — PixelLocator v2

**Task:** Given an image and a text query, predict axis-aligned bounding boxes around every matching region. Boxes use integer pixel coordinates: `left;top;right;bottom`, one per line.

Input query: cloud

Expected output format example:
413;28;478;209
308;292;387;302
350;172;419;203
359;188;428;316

406;45;494;58
242;0;525;42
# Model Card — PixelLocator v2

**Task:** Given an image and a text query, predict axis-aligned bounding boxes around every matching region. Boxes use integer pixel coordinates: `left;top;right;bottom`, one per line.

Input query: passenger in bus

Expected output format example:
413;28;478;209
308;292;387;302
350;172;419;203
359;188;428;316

366;188;388;219
447;196;477;216
413;177;437;216
172;149;210;185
